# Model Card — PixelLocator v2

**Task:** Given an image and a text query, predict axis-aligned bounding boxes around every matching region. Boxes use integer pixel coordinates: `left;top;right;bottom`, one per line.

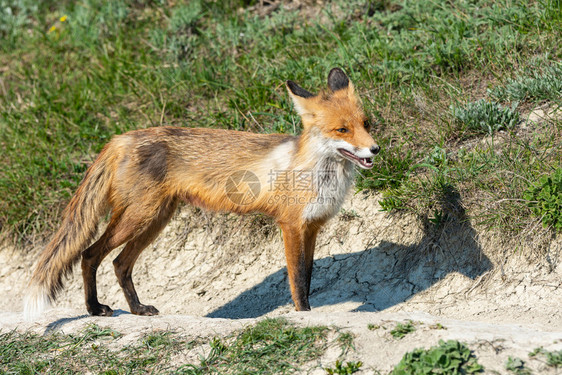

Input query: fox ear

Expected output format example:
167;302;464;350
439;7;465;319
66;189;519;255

286;80;315;117
327;68;350;92
327;67;356;99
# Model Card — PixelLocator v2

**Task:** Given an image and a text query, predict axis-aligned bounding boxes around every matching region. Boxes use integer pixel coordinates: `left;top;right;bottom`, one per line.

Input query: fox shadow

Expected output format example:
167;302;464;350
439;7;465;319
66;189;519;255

207;187;493;319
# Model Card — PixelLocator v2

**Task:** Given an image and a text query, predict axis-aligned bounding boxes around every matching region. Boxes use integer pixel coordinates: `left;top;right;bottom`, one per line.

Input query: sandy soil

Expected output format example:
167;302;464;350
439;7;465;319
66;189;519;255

1;193;561;373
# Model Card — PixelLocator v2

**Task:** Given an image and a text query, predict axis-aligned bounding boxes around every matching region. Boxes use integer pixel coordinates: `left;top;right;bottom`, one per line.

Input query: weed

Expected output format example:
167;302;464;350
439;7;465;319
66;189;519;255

523;168;562;231
529;347;562;367
379;192;406;212
339;208;360;221
489;64;562;103
143;331;174;349
390;340;484;375
429;323;446;330
505;356;532;375
390;321;416;339
337;332;355;355
428;209;447;228
325;360;363;375
451;100;520;135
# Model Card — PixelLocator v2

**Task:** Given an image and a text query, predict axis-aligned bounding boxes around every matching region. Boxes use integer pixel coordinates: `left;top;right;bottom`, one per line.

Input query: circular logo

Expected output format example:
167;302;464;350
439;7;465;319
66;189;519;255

225;170;261;205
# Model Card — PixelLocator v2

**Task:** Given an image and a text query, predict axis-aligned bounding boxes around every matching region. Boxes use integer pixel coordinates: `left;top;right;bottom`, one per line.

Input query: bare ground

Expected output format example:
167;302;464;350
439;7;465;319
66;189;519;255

1;193;561;373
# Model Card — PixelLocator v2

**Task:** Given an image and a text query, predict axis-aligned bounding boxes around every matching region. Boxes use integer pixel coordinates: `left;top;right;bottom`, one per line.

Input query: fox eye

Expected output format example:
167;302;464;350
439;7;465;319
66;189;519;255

336;128;348;133
363;120;371;130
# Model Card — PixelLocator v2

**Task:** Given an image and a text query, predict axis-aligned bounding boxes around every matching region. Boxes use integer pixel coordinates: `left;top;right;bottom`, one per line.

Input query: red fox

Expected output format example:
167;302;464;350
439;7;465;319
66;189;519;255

23;68;379;320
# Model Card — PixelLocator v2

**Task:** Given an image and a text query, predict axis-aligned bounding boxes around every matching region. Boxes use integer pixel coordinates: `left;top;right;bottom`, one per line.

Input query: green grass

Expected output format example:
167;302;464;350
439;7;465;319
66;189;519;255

181;318;329;374
523;168;562;231
1;0;561;243
0;319;332;374
0;324;181;374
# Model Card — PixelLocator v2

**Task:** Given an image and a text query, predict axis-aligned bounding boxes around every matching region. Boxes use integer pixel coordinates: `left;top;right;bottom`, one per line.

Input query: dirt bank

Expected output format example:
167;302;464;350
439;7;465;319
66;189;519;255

1;192;561;372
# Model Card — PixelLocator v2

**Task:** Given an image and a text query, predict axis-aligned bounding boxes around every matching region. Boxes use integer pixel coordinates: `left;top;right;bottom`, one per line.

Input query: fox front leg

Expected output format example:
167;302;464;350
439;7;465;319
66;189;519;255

280;224;319;311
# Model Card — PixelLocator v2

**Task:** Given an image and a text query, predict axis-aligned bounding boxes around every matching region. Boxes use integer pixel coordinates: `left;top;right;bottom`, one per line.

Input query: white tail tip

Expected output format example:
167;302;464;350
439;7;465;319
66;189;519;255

23;285;51;321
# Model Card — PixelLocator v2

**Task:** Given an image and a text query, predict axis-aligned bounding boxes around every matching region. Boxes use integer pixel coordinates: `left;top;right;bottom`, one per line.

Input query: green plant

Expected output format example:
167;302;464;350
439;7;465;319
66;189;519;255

428;209;446;228
489;64;562;102
523;168;562;231
325;360;363;375
390;340;484;375
428;323;446;330
451;99;520;135
379;193;406;212
390;321;416;339
529;347;562;367
505;356;531;375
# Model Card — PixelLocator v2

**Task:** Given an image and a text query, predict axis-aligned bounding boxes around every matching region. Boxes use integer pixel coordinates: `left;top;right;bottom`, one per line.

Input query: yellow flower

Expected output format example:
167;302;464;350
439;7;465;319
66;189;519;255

48;25;56;33
60;15;67;22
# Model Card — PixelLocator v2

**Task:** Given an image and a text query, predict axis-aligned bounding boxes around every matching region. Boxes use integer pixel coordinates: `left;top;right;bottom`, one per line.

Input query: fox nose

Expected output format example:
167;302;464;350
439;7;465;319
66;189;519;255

370;145;380;155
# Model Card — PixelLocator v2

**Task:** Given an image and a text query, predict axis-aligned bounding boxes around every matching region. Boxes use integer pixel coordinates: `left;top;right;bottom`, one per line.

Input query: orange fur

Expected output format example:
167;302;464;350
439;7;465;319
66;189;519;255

24;68;379;319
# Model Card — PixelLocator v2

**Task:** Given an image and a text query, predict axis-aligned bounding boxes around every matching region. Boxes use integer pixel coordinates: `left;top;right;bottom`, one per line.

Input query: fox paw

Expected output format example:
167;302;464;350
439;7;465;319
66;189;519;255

88;303;114;317
131;304;159;316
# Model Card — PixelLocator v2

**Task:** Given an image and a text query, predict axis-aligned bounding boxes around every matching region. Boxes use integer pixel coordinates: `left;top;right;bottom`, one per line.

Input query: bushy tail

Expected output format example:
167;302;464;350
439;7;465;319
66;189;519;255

24;146;114;320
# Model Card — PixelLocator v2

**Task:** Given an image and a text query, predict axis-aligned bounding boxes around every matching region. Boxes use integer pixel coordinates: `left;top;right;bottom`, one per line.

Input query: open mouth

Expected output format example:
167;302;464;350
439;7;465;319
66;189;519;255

338;149;374;169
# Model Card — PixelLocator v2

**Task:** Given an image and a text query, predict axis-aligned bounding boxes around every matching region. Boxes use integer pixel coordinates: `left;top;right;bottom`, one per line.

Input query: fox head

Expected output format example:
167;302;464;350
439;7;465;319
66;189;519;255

286;68;379;169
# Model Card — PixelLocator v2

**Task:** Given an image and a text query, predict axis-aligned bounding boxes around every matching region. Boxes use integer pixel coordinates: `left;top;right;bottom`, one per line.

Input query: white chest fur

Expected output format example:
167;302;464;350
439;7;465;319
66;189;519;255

302;156;355;222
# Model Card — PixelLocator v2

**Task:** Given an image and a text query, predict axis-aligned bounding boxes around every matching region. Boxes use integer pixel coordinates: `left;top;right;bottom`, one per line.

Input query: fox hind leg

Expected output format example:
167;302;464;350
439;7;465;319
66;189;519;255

81;208;139;316
112;199;178;316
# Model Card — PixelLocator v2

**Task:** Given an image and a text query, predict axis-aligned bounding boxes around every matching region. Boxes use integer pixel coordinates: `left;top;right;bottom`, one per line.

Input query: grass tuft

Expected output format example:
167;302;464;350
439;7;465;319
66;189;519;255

523;168;562;231
451;100;520;135
182;318;330;374
489;64;562;103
